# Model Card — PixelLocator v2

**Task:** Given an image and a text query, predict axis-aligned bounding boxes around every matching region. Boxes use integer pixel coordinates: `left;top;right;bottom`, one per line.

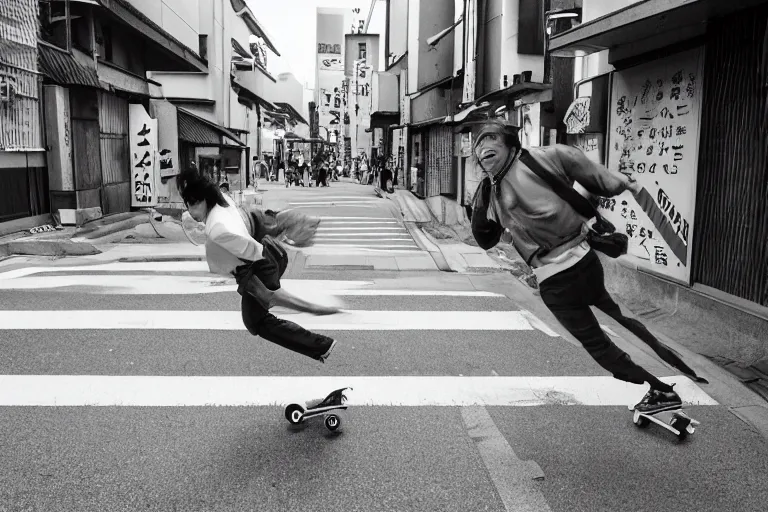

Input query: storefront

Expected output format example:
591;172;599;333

547;0;768;367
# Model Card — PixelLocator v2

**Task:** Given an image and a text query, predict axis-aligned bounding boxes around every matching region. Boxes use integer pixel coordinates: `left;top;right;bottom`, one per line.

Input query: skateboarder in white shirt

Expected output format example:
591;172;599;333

178;170;338;362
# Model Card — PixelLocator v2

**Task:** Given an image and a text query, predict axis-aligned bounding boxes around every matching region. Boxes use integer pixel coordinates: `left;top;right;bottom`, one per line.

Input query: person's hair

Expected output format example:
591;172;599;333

472;120;521;153
177;169;228;210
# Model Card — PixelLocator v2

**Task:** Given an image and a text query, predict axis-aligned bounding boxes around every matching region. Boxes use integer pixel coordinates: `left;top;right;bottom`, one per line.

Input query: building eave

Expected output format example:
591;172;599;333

97;0;208;72
548;0;768;57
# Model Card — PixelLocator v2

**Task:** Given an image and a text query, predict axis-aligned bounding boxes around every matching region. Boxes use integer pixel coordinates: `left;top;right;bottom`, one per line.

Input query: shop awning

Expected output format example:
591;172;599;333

38;42;103;88
177;108;245;147
370;111;400;129
275;102;308;125
97;0;208;72
548;0;768;57
410;116;446;129
474;82;551;106
444;101;490;125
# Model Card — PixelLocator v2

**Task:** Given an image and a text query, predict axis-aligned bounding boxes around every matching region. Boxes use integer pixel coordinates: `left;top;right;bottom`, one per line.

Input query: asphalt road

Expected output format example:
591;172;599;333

0;182;766;511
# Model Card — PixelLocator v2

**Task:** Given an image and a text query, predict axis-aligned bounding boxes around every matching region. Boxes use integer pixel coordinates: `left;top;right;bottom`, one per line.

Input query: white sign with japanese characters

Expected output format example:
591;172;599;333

605;48;704;283
129;104;158;207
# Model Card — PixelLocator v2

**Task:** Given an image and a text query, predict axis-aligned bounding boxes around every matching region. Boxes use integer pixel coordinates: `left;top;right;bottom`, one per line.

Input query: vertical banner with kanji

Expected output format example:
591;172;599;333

604;48;704;283
129;104;158;207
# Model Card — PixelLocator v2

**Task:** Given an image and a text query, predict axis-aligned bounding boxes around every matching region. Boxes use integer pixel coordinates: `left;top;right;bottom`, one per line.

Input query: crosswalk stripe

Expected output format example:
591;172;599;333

320;220;400;225
316;227;406;231
314;233;412;238
319;216;394;220
311;244;421;249
314;239;417;243
0;310;534;330
289;201;378;205
0;275;507;296
0;375;717;407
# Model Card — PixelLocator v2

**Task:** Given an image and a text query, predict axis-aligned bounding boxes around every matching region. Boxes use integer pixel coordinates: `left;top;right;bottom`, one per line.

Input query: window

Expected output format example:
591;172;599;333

358;43;367;61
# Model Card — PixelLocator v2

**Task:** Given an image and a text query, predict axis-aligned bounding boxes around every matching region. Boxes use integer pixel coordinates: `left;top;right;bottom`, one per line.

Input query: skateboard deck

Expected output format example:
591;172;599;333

284;387;351;432
628;404;700;440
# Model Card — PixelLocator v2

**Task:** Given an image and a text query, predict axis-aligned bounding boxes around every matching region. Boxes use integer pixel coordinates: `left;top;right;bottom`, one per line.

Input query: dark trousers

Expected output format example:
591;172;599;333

241;292;335;361
539;250;699;385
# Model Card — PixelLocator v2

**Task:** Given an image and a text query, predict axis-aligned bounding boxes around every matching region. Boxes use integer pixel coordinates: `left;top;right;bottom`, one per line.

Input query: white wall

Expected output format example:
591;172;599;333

500;0;544;86
407;0;420;94
126;0;200;51
453;0;463;76
582;0;638;23
276;72;306;118
388;0;409;65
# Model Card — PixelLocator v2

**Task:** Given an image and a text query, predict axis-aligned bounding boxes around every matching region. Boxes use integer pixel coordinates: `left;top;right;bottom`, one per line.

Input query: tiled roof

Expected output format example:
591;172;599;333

177;108;244;147
38;42;102;89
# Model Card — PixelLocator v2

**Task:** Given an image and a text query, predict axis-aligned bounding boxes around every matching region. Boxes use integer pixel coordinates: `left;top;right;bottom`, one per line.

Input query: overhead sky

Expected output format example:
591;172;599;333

248;0;386;91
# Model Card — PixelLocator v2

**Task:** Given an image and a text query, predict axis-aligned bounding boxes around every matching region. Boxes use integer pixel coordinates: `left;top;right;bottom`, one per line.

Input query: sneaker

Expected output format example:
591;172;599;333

318;339;337;364
634;386;683;413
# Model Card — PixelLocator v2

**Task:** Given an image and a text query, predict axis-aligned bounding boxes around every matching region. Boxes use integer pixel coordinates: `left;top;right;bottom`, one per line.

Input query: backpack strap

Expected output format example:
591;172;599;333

518;149;598;221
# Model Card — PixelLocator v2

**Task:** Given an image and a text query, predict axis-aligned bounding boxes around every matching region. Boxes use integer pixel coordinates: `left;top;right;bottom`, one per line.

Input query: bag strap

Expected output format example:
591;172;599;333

518;149;598;221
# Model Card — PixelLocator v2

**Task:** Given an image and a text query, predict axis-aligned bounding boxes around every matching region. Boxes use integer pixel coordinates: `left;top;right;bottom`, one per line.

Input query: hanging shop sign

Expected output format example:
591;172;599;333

129;104;158;208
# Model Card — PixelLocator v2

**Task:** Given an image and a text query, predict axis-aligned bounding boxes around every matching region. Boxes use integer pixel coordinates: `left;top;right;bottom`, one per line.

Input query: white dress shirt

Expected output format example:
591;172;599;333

204;195;263;276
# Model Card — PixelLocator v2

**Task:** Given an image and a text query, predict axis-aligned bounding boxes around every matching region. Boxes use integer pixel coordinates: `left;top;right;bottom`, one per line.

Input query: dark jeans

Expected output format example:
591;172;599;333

539;250;699;385
241;292;335;361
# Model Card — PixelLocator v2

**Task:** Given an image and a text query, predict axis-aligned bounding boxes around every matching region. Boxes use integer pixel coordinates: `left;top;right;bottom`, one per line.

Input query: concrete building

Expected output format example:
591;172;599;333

0;0;48;232
315;7;348;158
345;33;380;166
34;0;210;220
0;0;301;231
548;0;768;369
378;0;550;223
143;0;289;205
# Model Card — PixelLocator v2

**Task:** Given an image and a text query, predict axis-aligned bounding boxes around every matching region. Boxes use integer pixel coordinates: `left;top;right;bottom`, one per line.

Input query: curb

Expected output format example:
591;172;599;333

0;239;101;258
117;256;206;263
403;222;452;272
75;215;150;241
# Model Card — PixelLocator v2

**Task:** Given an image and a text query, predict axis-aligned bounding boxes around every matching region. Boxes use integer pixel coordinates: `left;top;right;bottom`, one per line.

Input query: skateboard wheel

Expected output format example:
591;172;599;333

324;413;342;432
633;414;650;428
670;417;689;440
285;404;305;425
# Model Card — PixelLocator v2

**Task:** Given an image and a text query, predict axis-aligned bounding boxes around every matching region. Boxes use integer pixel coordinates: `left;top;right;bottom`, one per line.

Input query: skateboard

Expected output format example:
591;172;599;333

628;404;700;440
284;387;351;432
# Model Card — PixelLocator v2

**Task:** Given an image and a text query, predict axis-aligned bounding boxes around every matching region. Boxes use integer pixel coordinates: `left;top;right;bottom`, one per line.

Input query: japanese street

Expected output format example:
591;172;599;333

0;183;766;512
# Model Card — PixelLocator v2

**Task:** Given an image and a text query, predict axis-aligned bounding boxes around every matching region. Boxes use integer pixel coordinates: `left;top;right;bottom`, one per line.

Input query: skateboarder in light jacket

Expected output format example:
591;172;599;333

469;120;707;414
177;169;338;363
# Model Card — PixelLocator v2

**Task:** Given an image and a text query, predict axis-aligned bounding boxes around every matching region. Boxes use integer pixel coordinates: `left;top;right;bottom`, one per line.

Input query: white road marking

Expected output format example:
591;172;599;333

311;244;421;249
462;406;551;512
320;221;399;225
0;375;717;407
289;201;379;206
318;216;395;220
0;261;210;280
0;274;504;296
0;310;533;331
316;227;407;231
289;205;381;209
600;324;619;337
313;233;411;238
519;310;561;338
314;239;417;243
